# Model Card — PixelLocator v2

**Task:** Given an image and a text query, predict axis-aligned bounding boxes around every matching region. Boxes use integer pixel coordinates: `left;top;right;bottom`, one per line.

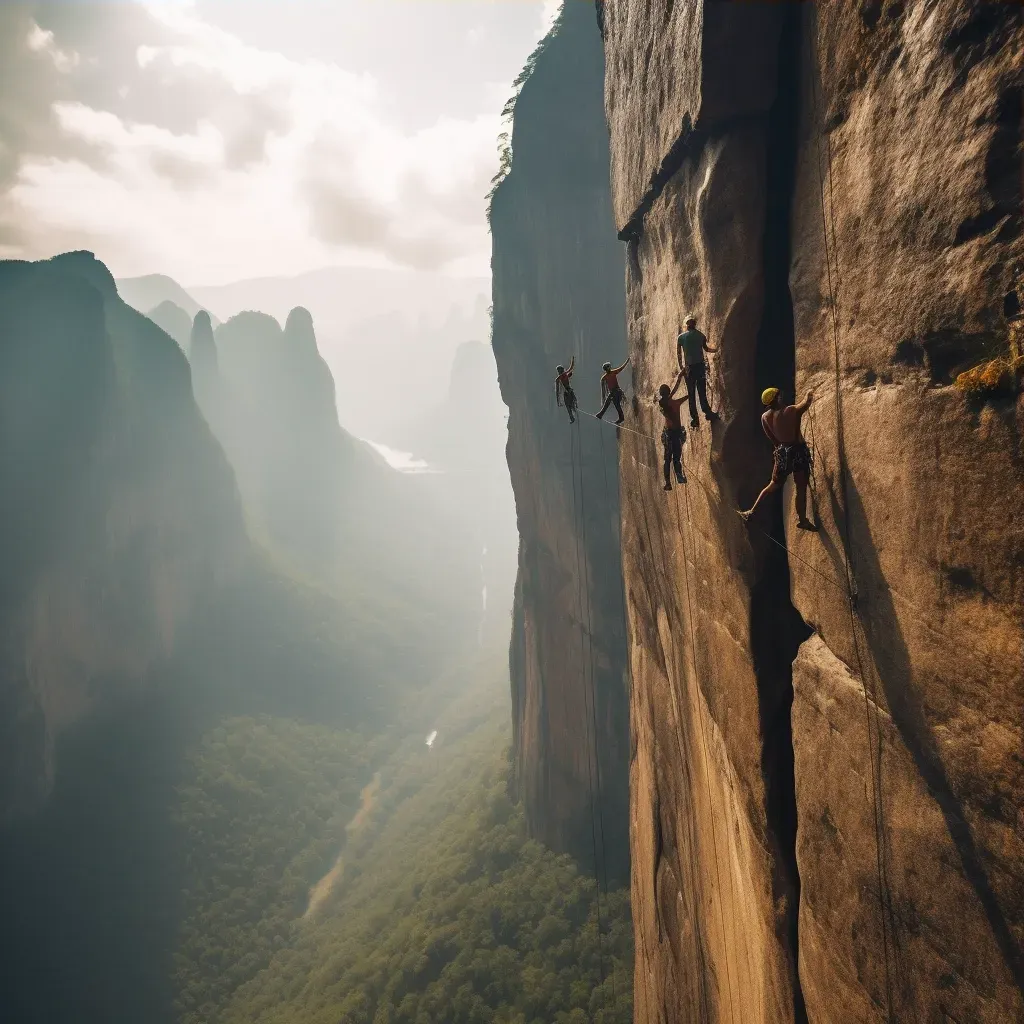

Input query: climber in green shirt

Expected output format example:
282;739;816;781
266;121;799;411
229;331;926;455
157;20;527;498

676;315;719;428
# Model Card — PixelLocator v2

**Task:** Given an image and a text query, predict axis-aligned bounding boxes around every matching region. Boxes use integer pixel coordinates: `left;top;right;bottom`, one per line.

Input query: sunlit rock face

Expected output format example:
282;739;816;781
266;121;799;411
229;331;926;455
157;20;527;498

600;1;1024;1021
0;251;246;820
490;2;630;884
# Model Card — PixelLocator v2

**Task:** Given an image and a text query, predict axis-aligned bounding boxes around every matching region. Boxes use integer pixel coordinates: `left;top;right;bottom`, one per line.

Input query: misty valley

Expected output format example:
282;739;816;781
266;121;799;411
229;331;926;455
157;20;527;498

0;246;631;1024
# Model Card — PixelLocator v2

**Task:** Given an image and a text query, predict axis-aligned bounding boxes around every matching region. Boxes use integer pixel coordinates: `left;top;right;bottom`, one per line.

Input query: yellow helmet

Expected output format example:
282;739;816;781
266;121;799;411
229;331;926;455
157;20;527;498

761;387;780;407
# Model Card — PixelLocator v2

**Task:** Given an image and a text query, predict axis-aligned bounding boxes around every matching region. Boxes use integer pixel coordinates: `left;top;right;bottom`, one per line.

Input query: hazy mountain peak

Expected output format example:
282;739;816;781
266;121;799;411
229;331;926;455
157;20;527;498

47;250;118;299
284;306;318;354
116;273;218;324
190;311;218;374
146;300;193;351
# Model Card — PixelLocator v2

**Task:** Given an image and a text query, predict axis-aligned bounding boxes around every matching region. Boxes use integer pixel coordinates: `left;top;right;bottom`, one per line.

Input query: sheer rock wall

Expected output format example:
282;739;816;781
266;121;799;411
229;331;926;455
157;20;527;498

490;3;630;882
600;1;1024;1021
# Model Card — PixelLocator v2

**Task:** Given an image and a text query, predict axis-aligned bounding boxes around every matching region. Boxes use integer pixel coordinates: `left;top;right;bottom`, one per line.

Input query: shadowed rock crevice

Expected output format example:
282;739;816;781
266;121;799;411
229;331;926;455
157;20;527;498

746;7;810;1021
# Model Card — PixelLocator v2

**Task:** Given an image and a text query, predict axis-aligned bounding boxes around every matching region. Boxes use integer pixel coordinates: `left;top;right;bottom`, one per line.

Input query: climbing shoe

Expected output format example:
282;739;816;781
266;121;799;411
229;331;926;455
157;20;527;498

690;418;699;428
797;519;819;532
706;411;719;423
663;482;672;491
675;469;686;484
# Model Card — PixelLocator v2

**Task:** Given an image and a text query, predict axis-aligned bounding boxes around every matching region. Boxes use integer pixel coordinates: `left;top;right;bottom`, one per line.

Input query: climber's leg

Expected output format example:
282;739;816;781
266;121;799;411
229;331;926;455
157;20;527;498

612;389;625;424
794;469;818;530
596;392;614;419
662;429;679;489
686;372;700;427
739;476;780;521
694;365;714;418
662;428;685;487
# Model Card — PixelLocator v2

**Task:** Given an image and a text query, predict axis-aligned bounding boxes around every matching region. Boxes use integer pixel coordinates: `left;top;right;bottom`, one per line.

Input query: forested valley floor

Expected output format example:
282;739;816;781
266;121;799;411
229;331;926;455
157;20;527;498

174;647;633;1024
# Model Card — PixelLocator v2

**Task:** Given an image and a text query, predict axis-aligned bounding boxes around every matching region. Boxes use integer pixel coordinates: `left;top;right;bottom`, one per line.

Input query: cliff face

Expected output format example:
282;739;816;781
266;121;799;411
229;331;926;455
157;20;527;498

490;3;630;881
599;1;1024;1022
0;252;246;822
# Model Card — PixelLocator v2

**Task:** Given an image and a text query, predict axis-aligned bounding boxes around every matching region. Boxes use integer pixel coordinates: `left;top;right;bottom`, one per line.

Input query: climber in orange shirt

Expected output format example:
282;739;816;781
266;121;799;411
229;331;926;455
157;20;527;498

656;372;689;490
596;357;630;423
739;386;818;530
555;356;577;423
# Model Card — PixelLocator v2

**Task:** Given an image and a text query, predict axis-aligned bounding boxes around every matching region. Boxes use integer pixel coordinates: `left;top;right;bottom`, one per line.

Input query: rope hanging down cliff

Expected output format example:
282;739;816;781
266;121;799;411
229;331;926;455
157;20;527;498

626;434;735;1024
567;419;610;1008
572;417;621;1011
674;482;741;1024
805;23;906;1021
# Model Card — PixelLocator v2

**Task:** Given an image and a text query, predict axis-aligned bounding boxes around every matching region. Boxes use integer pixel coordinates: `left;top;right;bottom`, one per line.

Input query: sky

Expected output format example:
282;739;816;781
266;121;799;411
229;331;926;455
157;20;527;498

0;0;561;286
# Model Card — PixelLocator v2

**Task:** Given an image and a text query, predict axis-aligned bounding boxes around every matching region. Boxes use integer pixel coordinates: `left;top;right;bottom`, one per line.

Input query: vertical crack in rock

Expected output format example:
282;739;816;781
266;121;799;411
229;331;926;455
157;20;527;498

748;8;810;1022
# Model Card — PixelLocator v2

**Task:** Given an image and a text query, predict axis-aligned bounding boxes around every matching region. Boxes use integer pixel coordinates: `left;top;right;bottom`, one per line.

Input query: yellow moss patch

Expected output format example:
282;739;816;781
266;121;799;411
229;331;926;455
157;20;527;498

955;355;1024;398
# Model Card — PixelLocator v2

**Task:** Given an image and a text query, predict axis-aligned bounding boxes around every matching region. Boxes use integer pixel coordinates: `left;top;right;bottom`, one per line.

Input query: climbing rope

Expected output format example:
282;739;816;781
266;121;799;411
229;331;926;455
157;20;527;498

572;417;617;1009
568;412;609;1010
673;479;740;1024
628;440;715;1023
610;405;739;1022
583;408;849;593
806;21;904;1020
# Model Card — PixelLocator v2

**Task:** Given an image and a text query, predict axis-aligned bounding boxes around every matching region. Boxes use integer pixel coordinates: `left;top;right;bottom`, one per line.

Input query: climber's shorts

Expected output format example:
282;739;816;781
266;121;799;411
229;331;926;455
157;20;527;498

772;441;812;484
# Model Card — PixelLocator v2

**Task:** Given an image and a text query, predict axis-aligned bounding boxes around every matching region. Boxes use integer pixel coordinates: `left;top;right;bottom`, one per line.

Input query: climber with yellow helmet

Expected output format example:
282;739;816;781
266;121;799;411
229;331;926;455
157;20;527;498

738;387;817;530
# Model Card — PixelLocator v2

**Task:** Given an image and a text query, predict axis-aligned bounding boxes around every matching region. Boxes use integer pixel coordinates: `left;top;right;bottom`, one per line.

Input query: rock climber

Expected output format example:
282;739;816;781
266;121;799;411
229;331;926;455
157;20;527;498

676;314;719;428
555;357;577;423
596;357;630;424
656;372;689;490
739;387;818;530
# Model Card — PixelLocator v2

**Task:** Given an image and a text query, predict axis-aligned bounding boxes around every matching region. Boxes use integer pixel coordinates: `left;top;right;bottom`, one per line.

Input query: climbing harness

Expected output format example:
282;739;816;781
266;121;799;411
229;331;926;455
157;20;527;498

771;440;813;479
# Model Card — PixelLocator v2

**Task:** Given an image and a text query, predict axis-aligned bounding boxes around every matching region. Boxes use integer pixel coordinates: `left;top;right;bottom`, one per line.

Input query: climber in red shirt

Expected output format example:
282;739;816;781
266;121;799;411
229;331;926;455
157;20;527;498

555;357;577;423
596;357;630;423
656;372;689;490
739;386;818;530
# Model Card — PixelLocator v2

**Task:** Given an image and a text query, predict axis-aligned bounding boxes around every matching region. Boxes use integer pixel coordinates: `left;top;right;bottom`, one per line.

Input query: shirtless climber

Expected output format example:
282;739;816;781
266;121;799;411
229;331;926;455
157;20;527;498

656;373;689;490
739;387;818;530
596;357;630;424
676;314;719;428
555;357;577;423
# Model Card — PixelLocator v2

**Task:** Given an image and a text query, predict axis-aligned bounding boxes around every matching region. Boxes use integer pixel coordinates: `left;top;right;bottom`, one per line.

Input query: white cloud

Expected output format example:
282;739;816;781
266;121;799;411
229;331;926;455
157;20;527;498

2;0;548;282
27;23;79;74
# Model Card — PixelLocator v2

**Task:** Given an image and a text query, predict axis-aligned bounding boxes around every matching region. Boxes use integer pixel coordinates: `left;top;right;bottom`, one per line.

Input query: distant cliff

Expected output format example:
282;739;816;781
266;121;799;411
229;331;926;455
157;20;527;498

0;252;474;1024
490;2;630;883
597;1;1024;1021
192;305;479;664
0;251;247;821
